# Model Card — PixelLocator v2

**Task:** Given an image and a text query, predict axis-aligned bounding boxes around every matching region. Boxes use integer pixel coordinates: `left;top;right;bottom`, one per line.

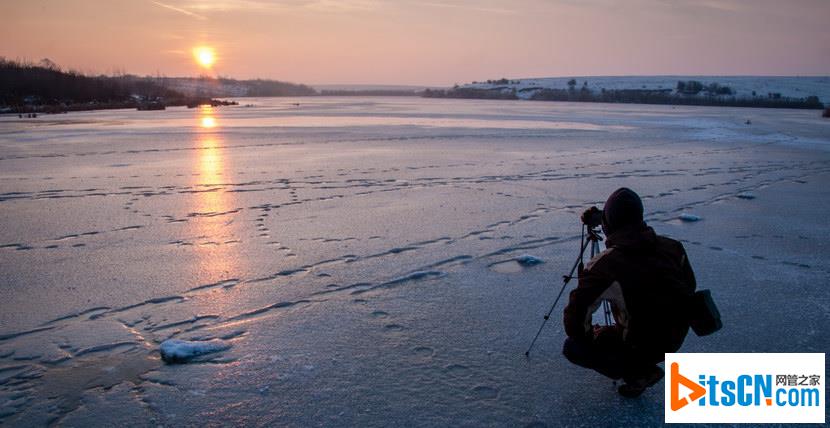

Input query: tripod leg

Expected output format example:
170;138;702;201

602;300;613;325
525;230;592;357
589;239;614;326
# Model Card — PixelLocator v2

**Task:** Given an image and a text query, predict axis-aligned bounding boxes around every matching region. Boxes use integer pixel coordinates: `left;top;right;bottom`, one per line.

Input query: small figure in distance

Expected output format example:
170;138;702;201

563;188;697;398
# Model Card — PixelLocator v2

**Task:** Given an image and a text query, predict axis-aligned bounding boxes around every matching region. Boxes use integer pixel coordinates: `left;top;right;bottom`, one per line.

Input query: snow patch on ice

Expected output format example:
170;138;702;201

736;192;756;200
159;339;231;363
488;254;545;273
515;254;544;266
678;213;702;222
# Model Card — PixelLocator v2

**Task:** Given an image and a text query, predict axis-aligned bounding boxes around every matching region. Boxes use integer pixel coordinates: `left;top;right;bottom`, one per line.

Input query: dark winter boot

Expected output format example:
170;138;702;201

618;365;664;398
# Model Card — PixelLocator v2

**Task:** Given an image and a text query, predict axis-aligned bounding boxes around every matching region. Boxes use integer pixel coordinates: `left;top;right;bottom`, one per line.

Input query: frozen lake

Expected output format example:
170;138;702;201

1;98;829;426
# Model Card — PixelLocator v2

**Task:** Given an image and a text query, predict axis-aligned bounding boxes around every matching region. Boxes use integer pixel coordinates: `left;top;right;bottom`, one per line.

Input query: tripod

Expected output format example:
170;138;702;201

524;225;613;357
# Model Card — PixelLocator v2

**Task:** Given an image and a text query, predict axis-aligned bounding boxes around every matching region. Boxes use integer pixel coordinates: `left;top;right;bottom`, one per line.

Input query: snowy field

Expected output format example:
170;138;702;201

0;98;829;426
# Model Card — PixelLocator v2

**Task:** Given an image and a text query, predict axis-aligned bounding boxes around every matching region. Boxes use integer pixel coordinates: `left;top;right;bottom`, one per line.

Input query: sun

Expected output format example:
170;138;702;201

193;46;216;69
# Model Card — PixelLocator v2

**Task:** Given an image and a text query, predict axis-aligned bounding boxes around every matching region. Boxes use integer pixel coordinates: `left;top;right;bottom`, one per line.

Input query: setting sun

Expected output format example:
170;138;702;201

193;46;215;69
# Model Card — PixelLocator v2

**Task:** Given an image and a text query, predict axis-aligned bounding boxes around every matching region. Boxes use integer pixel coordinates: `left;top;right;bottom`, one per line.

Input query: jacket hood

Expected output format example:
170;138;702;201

602;188;644;235
605;223;657;252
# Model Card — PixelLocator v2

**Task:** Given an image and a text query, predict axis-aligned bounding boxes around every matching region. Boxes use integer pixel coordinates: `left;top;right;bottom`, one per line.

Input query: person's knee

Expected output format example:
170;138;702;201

563;337;625;380
562;337;591;366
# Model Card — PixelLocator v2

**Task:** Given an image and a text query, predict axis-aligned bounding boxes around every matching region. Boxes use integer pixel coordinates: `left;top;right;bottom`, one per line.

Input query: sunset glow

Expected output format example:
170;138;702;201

2;1;827;85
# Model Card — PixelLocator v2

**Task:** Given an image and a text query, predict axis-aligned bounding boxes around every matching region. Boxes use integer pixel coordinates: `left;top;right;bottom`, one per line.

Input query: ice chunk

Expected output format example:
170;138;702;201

515;254;544;266
678;213;701;222
159;339;231;363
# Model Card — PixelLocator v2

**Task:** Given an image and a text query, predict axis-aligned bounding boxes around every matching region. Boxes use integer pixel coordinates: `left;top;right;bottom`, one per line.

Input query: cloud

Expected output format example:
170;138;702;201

555;0;744;13
658;0;744;12
413;0;518;15
303;0;380;12
147;0;522;16
695;0;743;12
180;0;287;11
149;0;208;20
158;0;380;13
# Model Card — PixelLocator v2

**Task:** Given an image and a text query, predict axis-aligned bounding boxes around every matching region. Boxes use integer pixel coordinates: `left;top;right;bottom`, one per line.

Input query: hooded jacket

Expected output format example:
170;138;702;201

563;224;696;357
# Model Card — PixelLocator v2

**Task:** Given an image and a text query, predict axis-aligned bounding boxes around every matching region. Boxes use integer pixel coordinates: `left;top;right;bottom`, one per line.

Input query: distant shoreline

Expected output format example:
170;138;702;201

4;94;830;117
4;58;826;114
423;90;825;110
4;83;828;116
423;76;827;110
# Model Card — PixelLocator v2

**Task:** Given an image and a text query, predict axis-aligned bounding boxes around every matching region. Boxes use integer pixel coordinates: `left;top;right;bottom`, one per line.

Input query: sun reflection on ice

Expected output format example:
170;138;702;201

191;106;243;302
201;116;217;128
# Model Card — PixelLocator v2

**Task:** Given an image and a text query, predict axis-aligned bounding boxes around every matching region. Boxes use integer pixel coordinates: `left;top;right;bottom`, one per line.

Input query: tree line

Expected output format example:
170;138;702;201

0;58;315;113
0;58;187;108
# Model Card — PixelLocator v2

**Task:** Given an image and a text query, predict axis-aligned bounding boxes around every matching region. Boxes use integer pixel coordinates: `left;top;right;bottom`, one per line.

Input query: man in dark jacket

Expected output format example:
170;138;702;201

563;188;696;397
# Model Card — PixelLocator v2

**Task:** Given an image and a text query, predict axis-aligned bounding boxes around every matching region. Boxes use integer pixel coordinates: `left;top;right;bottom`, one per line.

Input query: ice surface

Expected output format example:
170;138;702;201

0;98;829;426
159;339;230;363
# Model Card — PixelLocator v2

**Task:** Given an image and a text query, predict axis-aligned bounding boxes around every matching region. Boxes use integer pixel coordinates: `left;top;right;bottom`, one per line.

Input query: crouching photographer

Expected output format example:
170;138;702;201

562;188;700;397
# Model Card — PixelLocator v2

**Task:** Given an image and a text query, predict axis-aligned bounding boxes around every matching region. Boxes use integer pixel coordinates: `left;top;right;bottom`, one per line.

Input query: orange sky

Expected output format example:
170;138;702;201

1;0;828;86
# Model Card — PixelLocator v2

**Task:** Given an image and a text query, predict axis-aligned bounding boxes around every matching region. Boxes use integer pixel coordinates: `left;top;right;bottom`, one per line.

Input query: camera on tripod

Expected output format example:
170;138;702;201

580;206;603;229
525;206;608;356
